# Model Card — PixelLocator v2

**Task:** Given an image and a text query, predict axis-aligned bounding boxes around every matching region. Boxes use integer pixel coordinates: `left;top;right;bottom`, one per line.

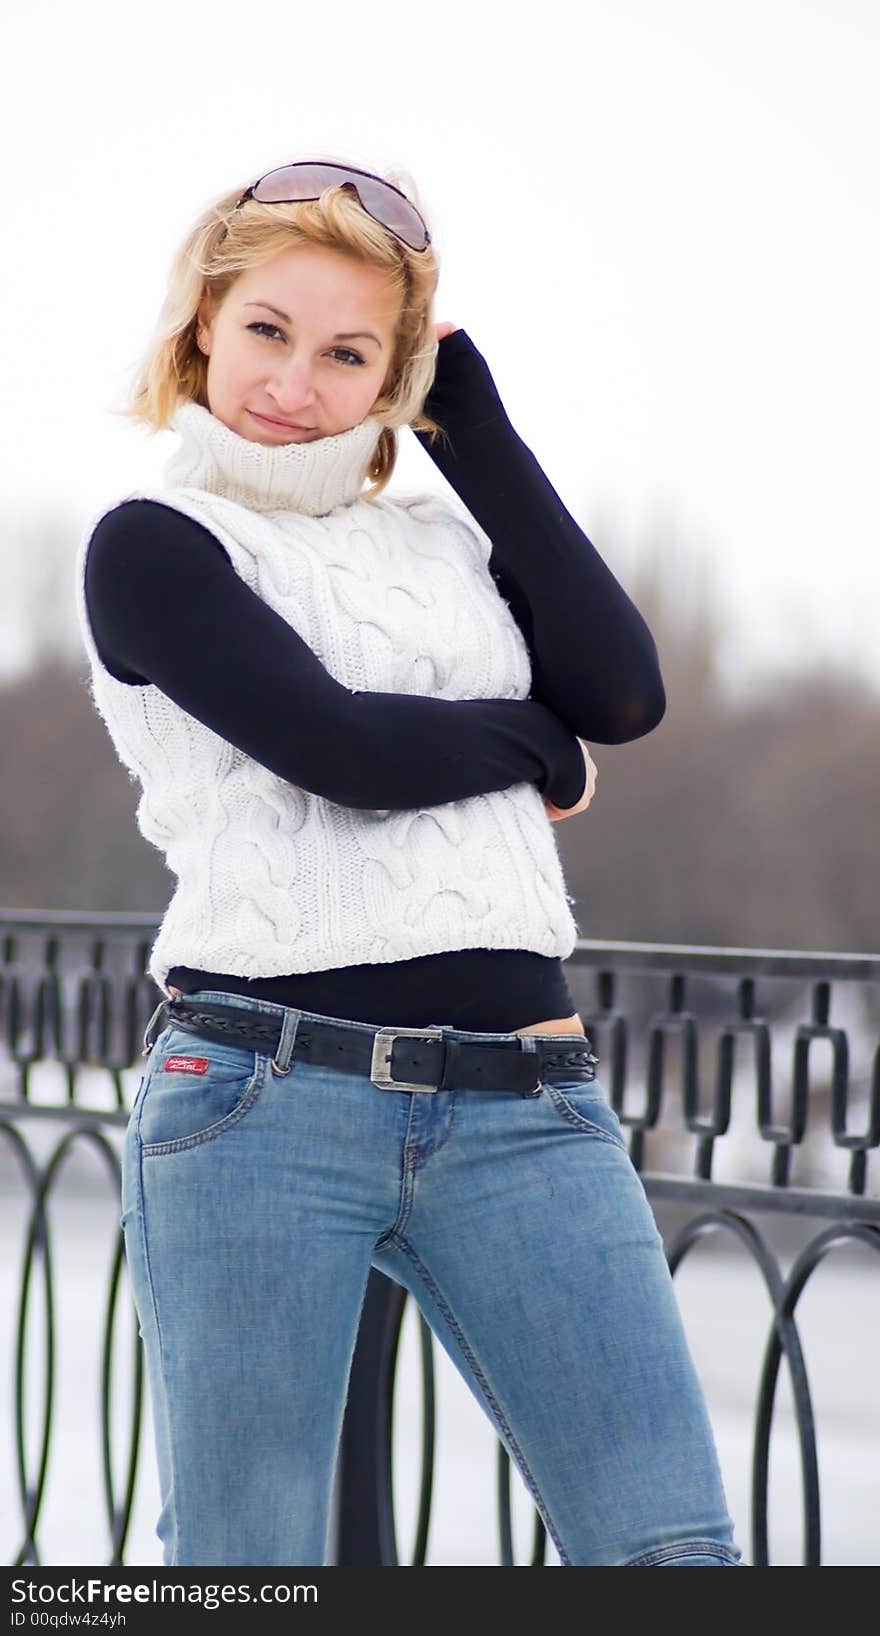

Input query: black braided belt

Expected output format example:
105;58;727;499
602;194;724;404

144;997;599;1097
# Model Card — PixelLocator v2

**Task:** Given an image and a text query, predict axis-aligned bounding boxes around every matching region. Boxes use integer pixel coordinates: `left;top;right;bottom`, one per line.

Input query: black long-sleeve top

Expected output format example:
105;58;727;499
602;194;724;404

83;329;665;1030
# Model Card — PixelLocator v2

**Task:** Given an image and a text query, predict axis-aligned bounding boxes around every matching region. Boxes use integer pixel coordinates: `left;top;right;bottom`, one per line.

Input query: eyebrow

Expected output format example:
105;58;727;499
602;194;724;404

242;301;383;347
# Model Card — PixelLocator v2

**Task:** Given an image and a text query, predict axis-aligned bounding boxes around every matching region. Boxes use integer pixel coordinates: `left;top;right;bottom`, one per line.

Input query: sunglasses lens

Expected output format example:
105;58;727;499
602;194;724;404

250;163;428;250
252;164;340;202
354;175;428;250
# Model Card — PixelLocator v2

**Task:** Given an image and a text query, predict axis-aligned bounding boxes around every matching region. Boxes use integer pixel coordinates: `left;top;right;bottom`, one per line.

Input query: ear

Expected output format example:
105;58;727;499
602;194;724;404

195;292;215;354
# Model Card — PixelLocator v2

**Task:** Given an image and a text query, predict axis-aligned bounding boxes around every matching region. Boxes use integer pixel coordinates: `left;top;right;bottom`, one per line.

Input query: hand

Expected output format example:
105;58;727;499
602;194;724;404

542;740;597;822
435;321;460;341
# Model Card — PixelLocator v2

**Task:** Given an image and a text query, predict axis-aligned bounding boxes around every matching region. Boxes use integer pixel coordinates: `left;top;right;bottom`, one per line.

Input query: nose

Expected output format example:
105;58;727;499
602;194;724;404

266;350;318;414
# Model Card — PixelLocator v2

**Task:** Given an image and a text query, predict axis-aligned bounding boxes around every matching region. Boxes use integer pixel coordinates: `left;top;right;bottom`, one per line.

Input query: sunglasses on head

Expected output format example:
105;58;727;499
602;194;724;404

223;160;431;253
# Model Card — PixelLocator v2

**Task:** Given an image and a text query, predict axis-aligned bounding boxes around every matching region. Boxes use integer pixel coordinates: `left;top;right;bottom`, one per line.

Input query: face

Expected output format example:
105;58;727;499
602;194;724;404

195;245;401;444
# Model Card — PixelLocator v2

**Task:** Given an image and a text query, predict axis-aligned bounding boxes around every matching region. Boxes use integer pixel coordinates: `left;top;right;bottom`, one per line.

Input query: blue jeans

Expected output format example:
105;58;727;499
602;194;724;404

120;989;743;1567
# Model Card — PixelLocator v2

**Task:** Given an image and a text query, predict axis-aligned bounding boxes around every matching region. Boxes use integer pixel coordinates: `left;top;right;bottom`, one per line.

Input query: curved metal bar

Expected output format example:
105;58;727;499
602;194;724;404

102;1221;145;1566
406;1306;436;1567
752;1222;880;1566
665;1209;819;1567
379;1293;436;1566
497;1441;513;1566
496;1443;548;1566
1;1119;143;1566
4;1120;53;1568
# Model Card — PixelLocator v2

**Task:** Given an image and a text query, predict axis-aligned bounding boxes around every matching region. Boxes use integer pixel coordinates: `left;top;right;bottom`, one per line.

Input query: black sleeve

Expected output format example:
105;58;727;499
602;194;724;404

413;328;666;743
83;500;589;811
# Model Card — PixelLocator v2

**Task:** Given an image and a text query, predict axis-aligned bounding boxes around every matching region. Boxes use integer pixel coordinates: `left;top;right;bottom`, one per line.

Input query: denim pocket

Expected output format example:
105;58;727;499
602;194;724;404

543;1078;629;1151
137;1024;268;1155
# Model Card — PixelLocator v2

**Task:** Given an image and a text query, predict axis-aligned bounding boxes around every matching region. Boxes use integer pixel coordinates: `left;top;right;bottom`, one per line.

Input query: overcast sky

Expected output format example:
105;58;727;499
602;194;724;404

1;0;877;701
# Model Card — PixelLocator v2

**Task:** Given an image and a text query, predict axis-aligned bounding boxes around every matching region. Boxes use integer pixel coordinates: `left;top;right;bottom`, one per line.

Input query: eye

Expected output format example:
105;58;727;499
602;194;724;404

329;348;366;367
247;321;285;342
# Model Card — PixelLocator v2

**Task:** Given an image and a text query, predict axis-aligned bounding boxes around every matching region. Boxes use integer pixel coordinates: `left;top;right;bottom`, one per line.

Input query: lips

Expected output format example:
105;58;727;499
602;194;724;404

249;410;315;431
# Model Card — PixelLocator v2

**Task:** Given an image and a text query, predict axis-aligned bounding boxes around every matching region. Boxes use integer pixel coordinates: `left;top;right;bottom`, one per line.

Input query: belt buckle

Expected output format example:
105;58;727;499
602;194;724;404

370;1026;445;1092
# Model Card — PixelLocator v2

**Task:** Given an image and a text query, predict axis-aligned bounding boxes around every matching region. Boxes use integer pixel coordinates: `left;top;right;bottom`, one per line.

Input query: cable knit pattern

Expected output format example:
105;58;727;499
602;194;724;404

74;401;581;995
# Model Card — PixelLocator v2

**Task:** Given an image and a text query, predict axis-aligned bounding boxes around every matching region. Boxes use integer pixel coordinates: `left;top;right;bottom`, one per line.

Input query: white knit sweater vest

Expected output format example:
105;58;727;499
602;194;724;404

74;400;580;995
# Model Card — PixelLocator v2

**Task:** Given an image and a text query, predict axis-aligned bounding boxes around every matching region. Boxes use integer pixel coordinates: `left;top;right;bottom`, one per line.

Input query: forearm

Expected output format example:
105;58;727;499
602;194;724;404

83;500;589;812
296;691;588;810
415;330;666;743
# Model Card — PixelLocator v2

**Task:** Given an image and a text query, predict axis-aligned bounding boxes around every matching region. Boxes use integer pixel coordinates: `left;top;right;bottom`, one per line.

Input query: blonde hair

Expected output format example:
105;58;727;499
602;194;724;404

118;154;447;499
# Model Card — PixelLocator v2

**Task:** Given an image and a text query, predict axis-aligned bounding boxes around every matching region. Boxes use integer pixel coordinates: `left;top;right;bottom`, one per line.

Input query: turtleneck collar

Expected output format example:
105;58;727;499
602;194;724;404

163;399;384;516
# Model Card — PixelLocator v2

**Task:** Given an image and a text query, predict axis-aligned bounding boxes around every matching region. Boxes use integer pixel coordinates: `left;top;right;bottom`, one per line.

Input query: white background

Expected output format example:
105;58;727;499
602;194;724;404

0;0;878;700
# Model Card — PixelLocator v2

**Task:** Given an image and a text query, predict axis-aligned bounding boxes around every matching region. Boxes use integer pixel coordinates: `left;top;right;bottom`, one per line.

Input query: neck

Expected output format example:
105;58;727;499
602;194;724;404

163;399;384;515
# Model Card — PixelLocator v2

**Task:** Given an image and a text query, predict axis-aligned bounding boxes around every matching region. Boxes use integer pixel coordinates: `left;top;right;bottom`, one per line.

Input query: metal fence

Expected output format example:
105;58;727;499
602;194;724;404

2;909;878;1566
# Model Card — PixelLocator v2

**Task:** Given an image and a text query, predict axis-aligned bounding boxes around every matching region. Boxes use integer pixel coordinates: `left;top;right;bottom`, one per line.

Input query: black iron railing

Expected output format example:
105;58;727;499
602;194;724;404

1;910;878;1566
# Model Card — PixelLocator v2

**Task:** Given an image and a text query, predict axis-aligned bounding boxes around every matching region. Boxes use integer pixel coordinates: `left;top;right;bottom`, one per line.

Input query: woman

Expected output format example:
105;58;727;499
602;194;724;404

75;155;742;1567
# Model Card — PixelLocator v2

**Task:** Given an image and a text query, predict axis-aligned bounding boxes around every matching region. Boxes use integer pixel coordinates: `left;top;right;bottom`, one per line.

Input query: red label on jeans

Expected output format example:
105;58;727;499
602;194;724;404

164;1055;210;1075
